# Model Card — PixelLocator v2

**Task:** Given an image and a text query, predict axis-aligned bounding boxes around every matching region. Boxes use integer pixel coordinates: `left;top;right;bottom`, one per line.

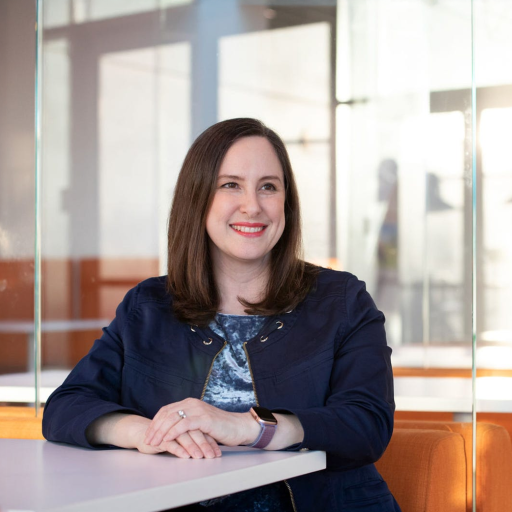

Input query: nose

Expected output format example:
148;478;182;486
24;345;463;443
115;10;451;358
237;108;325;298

239;189;262;217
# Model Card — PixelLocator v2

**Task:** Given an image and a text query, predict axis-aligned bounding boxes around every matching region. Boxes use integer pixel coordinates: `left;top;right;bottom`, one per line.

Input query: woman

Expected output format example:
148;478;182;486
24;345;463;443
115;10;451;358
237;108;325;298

43;118;401;512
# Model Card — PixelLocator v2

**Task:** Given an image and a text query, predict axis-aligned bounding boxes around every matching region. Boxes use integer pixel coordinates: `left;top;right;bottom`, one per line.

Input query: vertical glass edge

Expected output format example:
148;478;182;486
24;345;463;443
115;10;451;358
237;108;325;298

34;0;43;416
470;1;477;511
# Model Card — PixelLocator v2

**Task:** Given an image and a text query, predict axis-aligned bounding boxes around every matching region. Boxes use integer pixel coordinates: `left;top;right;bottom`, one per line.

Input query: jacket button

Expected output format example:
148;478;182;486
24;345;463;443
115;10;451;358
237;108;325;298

260;335;268;342
203;338;213;345
276;320;284;329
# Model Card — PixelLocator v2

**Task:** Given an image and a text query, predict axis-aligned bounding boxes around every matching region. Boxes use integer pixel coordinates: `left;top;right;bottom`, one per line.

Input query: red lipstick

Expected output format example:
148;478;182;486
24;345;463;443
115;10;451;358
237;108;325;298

230;223;267;238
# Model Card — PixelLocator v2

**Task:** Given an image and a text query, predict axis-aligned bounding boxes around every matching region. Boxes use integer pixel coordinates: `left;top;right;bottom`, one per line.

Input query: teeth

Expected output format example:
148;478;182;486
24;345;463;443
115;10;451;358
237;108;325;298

231;225;265;233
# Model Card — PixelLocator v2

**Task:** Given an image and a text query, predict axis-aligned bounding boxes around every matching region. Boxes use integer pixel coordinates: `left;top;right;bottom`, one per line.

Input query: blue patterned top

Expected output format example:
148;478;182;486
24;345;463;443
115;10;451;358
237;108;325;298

198;314;293;512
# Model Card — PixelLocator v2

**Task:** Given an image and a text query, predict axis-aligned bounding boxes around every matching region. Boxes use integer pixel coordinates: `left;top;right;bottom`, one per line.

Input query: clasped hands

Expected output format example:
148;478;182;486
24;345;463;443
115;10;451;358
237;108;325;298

136;398;261;459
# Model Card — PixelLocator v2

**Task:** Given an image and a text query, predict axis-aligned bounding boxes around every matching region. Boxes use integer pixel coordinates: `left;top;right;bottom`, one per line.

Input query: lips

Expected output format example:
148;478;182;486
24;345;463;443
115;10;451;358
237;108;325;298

230;223;267;237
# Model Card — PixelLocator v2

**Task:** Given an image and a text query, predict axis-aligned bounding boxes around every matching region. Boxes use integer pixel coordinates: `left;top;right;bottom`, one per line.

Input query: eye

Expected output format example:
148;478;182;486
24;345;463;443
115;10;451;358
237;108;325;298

261;183;277;191
220;182;239;189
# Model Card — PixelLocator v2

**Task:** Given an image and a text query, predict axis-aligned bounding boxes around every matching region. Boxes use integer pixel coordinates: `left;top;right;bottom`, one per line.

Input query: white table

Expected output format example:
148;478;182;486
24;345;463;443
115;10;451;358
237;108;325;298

0;439;326;512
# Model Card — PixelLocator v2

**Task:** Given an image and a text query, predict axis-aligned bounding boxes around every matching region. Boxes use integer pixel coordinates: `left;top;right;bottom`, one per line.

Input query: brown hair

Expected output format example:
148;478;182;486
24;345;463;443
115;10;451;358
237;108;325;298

167;118;318;326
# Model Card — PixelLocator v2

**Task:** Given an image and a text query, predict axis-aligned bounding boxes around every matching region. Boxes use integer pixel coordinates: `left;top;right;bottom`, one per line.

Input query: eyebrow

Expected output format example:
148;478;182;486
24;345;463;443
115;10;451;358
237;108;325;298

217;174;283;182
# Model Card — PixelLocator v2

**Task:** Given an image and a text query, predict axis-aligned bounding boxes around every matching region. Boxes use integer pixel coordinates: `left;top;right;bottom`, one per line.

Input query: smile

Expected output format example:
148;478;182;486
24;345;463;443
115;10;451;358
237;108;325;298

229;224;268;237
231;225;266;233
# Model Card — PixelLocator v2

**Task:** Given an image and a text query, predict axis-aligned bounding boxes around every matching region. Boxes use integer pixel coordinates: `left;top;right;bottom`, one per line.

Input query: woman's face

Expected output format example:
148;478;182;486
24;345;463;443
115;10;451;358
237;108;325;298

206;136;286;270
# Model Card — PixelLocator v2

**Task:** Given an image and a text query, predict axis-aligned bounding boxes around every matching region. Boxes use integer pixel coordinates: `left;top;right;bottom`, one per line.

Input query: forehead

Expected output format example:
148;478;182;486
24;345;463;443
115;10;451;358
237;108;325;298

218;136;283;177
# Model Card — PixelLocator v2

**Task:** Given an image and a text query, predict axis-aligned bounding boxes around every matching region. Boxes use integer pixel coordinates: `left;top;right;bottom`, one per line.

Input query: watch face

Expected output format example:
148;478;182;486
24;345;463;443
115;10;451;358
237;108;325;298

252;407;277;424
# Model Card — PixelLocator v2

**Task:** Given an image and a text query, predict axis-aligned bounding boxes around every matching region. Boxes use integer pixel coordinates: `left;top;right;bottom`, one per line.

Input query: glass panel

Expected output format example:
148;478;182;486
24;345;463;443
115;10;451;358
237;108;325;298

337;0;473;360
35;1;338;401
0;1;37;406
15;2;512;509
479;107;512;350
473;4;512;510
38;1;192;398
336;1;478;503
98;43;190;282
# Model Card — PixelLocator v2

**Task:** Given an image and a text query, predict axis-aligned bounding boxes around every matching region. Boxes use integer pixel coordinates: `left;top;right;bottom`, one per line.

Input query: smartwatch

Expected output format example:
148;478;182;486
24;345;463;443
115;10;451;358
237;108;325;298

247;407;278;449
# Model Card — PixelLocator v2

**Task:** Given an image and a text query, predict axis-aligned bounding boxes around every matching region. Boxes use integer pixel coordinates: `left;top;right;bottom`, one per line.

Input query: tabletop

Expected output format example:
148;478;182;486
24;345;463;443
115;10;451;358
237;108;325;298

0;439;326;512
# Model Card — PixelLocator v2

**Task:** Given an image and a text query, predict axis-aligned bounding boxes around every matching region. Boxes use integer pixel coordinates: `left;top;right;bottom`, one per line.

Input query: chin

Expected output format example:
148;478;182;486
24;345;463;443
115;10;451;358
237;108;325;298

230;251;270;265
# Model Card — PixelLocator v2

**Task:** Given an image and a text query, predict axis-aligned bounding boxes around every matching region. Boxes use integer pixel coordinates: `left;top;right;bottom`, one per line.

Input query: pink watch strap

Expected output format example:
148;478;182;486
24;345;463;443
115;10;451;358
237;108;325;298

249;423;277;449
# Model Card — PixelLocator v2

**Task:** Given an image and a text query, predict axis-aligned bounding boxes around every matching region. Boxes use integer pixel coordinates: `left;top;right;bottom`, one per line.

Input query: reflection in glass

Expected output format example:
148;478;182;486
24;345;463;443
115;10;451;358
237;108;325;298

480;108;512;344
337;1;472;354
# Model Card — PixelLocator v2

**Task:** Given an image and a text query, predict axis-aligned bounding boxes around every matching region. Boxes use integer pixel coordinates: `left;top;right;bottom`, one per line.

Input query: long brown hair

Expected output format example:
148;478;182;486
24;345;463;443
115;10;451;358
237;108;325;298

167;118;318;326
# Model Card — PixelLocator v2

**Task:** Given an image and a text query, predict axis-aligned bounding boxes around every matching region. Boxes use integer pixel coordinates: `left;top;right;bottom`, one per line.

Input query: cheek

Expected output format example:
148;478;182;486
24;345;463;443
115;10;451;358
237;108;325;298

206;197;224;226
272;203;286;238
274;200;286;226
205;197;235;239
205;204;219;240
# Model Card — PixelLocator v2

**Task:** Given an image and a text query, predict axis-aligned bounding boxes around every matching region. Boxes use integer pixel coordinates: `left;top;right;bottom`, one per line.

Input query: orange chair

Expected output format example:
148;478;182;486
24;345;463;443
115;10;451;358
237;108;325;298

376;427;466;512
376;420;512;512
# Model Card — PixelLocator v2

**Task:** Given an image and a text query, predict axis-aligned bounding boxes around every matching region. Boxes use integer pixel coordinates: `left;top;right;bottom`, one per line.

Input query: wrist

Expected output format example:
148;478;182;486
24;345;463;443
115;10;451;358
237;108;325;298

123;416;151;448
110;414;150;449
243;411;262;445
244;407;278;449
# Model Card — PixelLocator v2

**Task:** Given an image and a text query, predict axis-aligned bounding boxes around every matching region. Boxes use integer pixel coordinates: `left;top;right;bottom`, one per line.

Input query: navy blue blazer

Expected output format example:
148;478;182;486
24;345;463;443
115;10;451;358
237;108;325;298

43;268;401;512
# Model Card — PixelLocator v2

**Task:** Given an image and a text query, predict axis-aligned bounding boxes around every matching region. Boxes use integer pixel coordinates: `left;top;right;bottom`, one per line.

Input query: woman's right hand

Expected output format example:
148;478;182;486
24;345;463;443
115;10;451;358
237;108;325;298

86;413;222;459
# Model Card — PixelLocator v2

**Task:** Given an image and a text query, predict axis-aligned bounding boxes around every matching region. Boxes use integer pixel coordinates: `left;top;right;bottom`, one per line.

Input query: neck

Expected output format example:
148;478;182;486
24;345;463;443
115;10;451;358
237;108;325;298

213;256;270;315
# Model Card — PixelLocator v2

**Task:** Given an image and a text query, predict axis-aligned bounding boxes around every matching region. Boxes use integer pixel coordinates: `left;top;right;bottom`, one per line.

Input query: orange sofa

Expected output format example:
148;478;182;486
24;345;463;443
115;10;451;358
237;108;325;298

376;420;512;512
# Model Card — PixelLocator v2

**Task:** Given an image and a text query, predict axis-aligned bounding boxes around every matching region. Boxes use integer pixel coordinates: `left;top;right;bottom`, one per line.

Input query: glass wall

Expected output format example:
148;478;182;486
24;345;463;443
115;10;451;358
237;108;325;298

337;0;473;358
473;0;512;477
35;0;338;401
1;0;512;508
0;0;37;402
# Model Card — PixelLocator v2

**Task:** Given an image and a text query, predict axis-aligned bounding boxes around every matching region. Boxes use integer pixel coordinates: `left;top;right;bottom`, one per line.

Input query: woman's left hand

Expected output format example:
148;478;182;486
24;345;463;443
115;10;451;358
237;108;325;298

144;398;259;451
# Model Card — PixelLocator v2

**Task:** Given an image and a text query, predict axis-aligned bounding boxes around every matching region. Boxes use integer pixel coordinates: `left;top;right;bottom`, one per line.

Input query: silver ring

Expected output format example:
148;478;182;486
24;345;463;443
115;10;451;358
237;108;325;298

178;410;187;420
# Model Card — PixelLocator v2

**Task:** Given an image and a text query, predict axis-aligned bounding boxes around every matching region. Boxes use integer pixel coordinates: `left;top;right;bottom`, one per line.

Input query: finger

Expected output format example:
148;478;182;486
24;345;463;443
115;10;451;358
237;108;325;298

204;433;222;457
145;413;172;445
144;412;165;445
162;416;202;443
188;430;217;459
135;442;165;455
146;412;183;446
175;432;207;459
160;439;191;459
144;406;181;444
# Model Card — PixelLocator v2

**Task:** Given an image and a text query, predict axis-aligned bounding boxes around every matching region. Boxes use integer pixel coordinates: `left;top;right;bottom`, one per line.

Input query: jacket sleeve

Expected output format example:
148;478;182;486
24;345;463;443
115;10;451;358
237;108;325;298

276;275;395;469
42;286;143;448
